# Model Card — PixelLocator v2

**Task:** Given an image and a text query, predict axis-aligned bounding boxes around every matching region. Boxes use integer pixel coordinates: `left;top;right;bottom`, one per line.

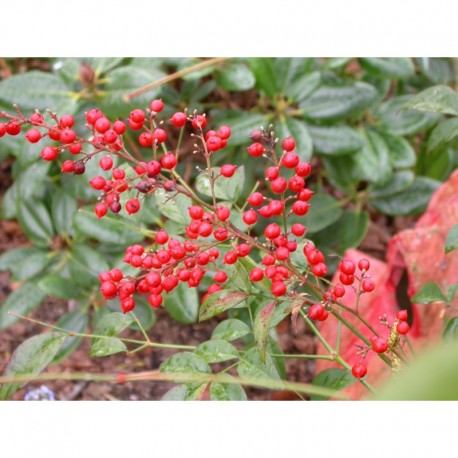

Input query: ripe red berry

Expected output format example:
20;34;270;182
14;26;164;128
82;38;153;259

94;116;111;134
218;125;231;139
90;176;106;190
297;188;314;201
188;206;204;220
60;129;76;144
312;263;328;277
130;109;145;124
220;164;237;178
275;246;290;261
61;160;74;173
281;136;296;152
146;160;161;176
25;128;41;143
236;244;251;257
270;177;287;194
198;222;213;237
170;112;187;127
0;123;6;137
247;192;263;207
103;129;118;144
214;228;228;241
112;168;126;180
333;284;345;298
214;271;228;283
352;363;367;379
6;121;21;136
265;223;281;240
340;260;356;275
296;162;312;177
191;115;207;130
358;258;370;271
86;109;103;125
154;128;167;143
113;120;126;135
216;206;230;222
281;152;299;168
99;156;113;171
30;113;44;125
243;209;258;225
94;202;108;219
150;99;164;112
126;198;140;214
362;279;375;293
292;201;310;216
262;254;276;266
161;153;177;169
59;114;75;128
223;251;238;265
396;310;408;321
110;268;124;282
128;119;143;131
288;175;305;192
100;280;117;299
271;281;286;297
121;297;136;313
249;268;264;282
206;136;222;152
339;273;355;286
69;143;82;155
372;338;389;354
308;303;325;320
265;166;279;180
247;142;264;157
291;223;306;237
396;321;410;335
148;294;163;309
155;229;169;245
40;146;59;161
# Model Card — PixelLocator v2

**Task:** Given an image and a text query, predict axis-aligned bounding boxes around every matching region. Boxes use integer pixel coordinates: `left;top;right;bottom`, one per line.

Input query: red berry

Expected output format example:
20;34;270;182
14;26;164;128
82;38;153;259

161;153;177;169
150;99;164;112
281;136;296;152
40;146;58;161
372;338;388;354
243;209;258;225
214;271;228;283
207;284;222;295
170;112;187;127
126;198;140;214
86;109;103;125
145;160;161;176
69;143;82;155
281;152;299;168
308;303;325;320
292;201;310;216
265;166;279;180
265;223;281;240
358;258;370;271
216;206;230;222
128;119;143;131
275;246;290;261
121;297;135;313
352;363;367;379
148;294;163;309
362;279;375;293
236;244;251;257
247;192;263;207
223;251;238;265
262;254;276;266
188;206;204;220
191;115;207;130
340;260;356;275
333;284;345;298
130;109;145;124
113;120;126;135
247;142;264;157
218;125;231;139
59;114;75;128
61;160;74;173
112;168;126;180
110;268;124;282
214;228;228;241
250;268;264;282
296;162;312;177
90;176;106;190
288;175;305;192
104;129;118;144
25;129;41;143
6;121;21;136
99;156;113;171
60;129;76;144
0;122;6;137
220;164;236;178
312;263;328;277
206;136;222;152
270;177;287;194
271;281;286;297
155;229;169;245
291;223;306;237
339;273;354;286
198;222;213;237
30;113;44;125
100;280;117;299
154;128;167;143
297;188;314;201
396;310;408;321
73;161;85;175
94;116;111;134
94;202;108;219
397;321;410;335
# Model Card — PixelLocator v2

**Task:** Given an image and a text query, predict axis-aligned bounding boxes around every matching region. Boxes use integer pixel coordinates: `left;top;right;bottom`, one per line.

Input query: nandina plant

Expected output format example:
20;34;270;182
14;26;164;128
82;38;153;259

0;99;413;400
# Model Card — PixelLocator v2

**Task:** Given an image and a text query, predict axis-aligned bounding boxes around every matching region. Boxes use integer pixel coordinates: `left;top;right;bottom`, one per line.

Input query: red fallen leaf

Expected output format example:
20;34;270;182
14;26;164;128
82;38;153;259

316;169;458;400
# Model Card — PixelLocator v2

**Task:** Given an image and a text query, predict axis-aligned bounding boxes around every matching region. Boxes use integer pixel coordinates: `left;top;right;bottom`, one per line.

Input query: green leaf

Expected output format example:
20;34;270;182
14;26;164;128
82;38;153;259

74;207;144;245
17;200;54;248
375;341;458;400
276;117;313;162
0;247;44;273
84;57;123;76
416;58;452;85
93;312;133;336
53;310;88;363
0;283;47;330
199;290;249;321
370;177;440;216
67;245;109;288
402;85;458;116
285;71;321;102
412;282;447;304
308;124;362;156
211;318;251;341
164;281;199;324
299;82;377;122
128;299;156;332
359;58;414;79
0;332;67;399
51;191;77;236
381;132;416;168
153;188;192;225
217;62;255;91
445;225;458;254
301;192;343;233
90;337;127;357
311;368;355;400
254;302;276;363
195;340;239;363
225;259;252;293
322;156;358;194
237;347;280;381
248;58;278;98
369;171;415;199
14;251;54;282
376;95;440;136
354;129;392;185
210;380;247;400
0;71;74;112
38;274;82;300
99;66;166;118
160;352;211;374
443;317;458;342
446;283;458;304
161;384;207;401
196;166;245;202
427;118;458;152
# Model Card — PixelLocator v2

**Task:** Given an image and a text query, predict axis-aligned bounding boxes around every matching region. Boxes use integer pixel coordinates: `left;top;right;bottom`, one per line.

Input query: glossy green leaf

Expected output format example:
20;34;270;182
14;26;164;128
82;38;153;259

445;225;458;254
196;166;245;202
402;85;458;116
162;383;209;400
17;200;54;248
421;147;454;182
84;57;123;76
199;290;249;321
217;62;255;91
153;188;192;226
38;274;82;300
225;259;252;292
322;156;358;194
195;340;239;363
0;283;47;330
369;171;415;199
311;368;355;400
51;192;77;236
377;95;440;136
275;58;314;93
53;310;88;363
210;381;247;400
285;71;321;102
416;58;452;85
68;245;109;288
370;177;440;216
299;82;377;122
354;129;392;185
381;132;416;168
412;282;447;304
443;317;458;342
308;124;362;156
254;302;276;363
249;58;278;98
359;58;414;79
211;318;251;341
93;312;133;336
446;283;458;304
301;192;343;233
427;118;458;152
164;281;199;324
160;352;211;374
90;337;126;357
237;347;281;381
14;251;54;282
0;332;67;399
276;117;313;161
